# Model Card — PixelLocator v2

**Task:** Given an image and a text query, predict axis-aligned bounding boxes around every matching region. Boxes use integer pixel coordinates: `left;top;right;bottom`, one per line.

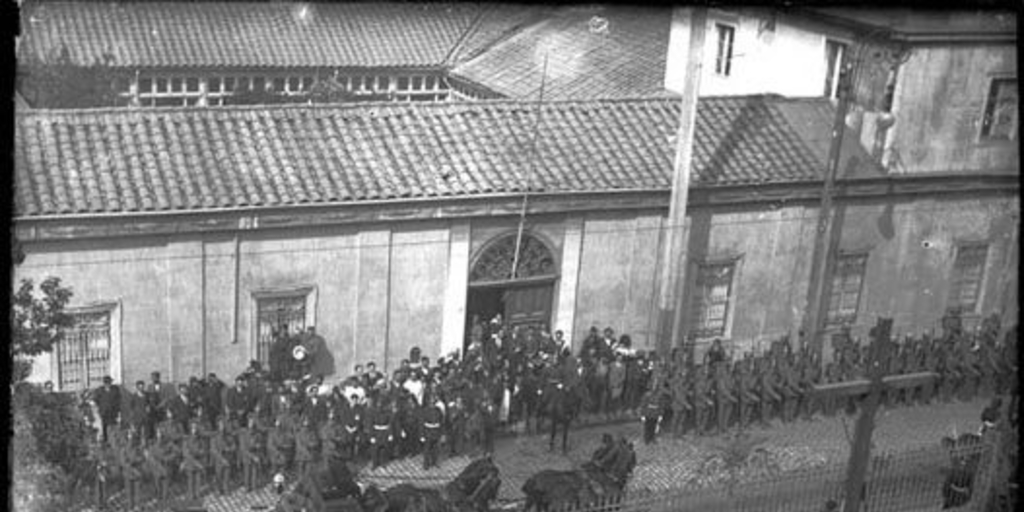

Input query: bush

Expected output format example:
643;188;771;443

13;384;93;480
12;399;73;512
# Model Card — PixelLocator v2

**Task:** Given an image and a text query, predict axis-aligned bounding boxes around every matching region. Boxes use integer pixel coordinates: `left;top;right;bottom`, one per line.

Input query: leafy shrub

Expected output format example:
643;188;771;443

13;384;93;479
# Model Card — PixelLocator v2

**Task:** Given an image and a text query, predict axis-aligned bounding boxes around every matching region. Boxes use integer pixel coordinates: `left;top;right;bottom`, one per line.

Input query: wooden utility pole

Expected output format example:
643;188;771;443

658;6;707;354
802;58;855;360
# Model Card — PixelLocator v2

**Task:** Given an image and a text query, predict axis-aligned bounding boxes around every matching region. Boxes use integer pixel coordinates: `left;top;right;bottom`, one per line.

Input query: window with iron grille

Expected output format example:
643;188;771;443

690;261;736;338
255;294;308;367
57;310;112;392
980;78;1018;140
827;253;868;326
715;23;735;77
949;243;989;313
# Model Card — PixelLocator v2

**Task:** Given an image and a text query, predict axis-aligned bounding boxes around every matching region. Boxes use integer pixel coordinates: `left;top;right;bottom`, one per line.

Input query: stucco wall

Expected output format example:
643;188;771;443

836;195;1020;340
574;211;665;350
887;44;1018;174
665;8;852;98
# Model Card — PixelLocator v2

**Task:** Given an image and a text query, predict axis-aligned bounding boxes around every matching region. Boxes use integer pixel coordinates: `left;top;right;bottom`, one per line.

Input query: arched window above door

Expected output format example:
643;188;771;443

470;233;557;284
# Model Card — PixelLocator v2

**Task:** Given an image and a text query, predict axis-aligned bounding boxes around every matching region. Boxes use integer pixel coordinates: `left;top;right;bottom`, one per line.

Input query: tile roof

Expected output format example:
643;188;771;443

19;1;483;68
450;5;673;101
14;96;872;218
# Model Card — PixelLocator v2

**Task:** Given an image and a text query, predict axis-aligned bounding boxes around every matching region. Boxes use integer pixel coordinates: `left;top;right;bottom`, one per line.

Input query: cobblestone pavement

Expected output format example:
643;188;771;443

77;398;988;511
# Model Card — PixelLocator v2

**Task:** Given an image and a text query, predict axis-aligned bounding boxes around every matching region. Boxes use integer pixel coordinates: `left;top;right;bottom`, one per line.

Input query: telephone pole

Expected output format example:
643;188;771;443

802;58;854;359
658;6;707;354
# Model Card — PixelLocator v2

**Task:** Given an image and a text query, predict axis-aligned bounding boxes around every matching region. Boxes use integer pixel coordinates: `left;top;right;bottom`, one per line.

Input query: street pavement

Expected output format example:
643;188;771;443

77;397;989;511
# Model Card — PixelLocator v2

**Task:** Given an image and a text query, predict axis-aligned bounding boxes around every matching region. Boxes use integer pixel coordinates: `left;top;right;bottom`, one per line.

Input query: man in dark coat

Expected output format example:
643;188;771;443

122;380;148;437
93;376;122;442
420;399;445;469
146;371;175;440
165;383;194;433
224;376;250;426
640;391;663;444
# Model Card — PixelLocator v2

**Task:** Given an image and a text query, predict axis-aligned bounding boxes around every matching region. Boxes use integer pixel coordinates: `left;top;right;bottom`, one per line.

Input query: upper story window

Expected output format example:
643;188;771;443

824;40;849;99
121;71;451;107
827;253;868;326
690;260;737;338
714;23;735;77
949;243;989;313
980;78;1018;140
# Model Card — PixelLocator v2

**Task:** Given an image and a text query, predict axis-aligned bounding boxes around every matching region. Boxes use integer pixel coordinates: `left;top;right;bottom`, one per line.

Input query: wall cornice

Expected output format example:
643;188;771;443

14;174;1018;242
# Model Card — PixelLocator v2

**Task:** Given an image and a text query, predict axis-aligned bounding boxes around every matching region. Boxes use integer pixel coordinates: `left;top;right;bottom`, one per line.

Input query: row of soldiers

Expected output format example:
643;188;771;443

638;312;1017;444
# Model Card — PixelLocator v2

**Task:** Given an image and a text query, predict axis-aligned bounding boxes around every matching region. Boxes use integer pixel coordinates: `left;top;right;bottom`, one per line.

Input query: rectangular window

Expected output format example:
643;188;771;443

186;77;199;92
949;243;989;312
827;253;868;326
57;310;112;392
981;78;1018;140
156;78;168;93
376;76;389;91
690;261;736;338
255;294;308;367
170;77;183;93
302;76;314;91
824;40;849;99
272;77;285;93
425;76;436;91
288;76;300;92
412;76;424;91
209;77;222;93
715;23;735;77
252;76;266;92
397;76;410;91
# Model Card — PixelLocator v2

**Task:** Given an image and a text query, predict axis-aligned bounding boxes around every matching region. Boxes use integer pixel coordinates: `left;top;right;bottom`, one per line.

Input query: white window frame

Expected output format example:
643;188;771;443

250;286;318;364
826;252;869;326
979;76;1018;141
714;23;736;77
948;242;990;315
690;256;742;341
52;301;122;392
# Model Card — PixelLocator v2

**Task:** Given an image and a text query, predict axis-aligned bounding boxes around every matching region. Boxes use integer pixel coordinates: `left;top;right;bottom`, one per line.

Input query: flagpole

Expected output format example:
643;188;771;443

511;53;550;279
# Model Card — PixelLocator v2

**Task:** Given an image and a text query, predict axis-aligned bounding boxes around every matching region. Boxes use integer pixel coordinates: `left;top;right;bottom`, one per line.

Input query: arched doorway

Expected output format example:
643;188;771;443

466;233;558;348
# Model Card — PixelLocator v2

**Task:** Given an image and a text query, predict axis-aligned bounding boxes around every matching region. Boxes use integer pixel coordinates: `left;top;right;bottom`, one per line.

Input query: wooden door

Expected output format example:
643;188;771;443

504;284;553;329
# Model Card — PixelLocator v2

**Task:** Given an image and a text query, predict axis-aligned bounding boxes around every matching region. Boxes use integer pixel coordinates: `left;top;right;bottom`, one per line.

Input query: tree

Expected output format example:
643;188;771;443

11;277;75;383
17;43;127;109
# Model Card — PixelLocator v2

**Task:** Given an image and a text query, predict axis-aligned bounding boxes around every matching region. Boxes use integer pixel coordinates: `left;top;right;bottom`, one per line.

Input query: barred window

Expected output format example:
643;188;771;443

690;262;736;338
827;253;868;326
57;310;112;392
949;243;988;313
256;294;308;367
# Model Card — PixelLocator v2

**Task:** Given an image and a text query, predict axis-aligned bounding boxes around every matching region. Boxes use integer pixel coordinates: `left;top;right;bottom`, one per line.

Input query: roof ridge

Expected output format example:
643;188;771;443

16;94;835;120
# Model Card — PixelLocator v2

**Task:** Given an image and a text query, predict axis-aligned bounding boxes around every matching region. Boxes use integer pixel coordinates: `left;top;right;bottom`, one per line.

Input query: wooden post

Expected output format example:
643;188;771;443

658;6;707;355
842;318;891;512
802;58;855;360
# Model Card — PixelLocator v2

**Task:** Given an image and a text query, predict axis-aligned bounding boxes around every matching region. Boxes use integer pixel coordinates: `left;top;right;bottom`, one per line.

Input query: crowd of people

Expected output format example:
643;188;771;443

60;309;1017;509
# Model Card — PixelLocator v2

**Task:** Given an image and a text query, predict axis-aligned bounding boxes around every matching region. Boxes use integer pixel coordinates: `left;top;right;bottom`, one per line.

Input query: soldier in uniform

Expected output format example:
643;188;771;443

369;397;393;468
267;416;292;477
445;395;467;457
779;360;801;423
640;390;663;444
340;394;363;461
209;419;236;494
294;416;319;476
238;416;264;492
121;430;145;509
420;398;445;469
145;429;173;502
692;365;713;435
669;369;692;438
757;359;781;427
798;354;819;420
181;421;207;500
714;363;737;433
737;359;760;428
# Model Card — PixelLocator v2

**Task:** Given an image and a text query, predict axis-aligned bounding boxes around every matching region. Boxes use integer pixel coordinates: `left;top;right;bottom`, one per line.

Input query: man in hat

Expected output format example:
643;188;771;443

204;373;226;431
225;376;251;426
368;397;393;468
93;376;121;443
341;393;364;461
145;371;174;440
166;383;194;433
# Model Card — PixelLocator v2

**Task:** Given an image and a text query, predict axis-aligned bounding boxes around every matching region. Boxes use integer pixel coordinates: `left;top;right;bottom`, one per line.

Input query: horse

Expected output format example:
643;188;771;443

382;456;501;512
522;436;637;512
941;432;986;509
538;381;584;453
